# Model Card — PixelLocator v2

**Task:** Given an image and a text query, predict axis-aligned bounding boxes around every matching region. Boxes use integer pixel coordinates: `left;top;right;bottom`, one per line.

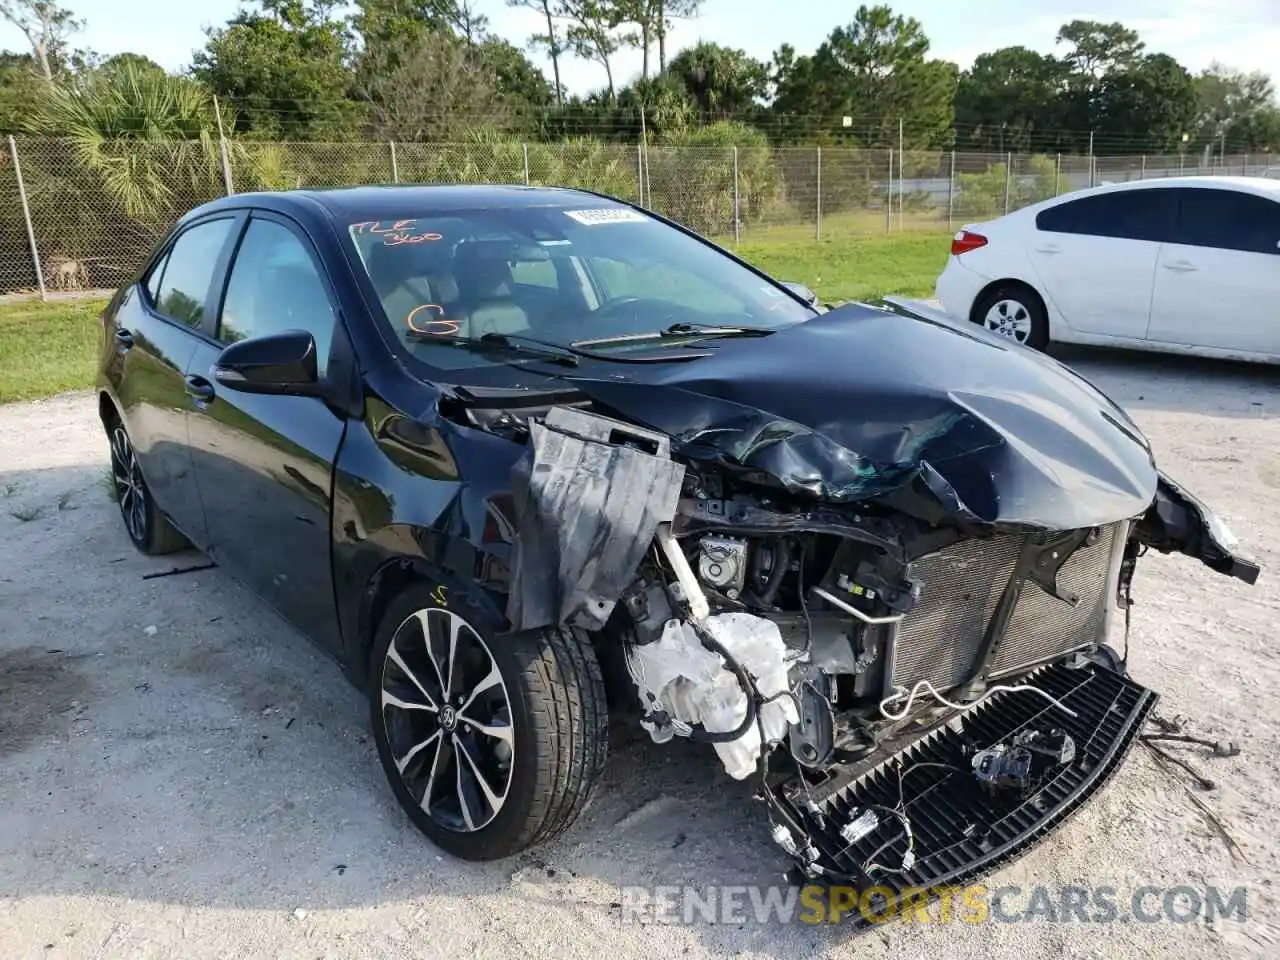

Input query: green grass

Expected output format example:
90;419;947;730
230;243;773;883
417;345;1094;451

0;229;952;403
0;298;110;403
730;229;952;304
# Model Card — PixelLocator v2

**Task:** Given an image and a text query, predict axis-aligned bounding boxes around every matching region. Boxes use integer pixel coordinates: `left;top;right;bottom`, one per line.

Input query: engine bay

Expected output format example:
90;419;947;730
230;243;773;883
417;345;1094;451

489;401;1251;893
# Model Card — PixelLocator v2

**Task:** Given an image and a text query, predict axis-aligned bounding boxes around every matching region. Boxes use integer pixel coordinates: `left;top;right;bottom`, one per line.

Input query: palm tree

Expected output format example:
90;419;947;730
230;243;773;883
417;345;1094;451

23;63;223;220
8;64;231;288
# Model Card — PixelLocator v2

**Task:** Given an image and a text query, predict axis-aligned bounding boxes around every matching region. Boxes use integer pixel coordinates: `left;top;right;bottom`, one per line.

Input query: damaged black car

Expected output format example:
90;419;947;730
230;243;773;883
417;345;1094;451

97;185;1260;899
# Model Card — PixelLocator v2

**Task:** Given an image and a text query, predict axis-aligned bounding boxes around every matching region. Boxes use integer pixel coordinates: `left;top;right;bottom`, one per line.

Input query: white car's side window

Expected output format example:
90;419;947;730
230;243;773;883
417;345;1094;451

1035;189;1174;243
1173;189;1280;256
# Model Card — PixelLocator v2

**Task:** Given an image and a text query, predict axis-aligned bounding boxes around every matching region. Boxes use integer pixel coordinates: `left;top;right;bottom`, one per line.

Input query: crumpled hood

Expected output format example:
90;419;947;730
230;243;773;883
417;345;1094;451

566;300;1159;530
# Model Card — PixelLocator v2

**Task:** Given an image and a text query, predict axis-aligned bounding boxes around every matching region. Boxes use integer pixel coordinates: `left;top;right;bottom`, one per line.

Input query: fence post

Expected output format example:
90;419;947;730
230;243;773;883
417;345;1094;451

885;149;893;233
1139;154;1146;180
389;141;399;183
1243;152;1249;176
1087;131;1095;188
213;95;234;195
9;135;44;301
946;149;955;230
897;140;905;229
1003;152;1012;214
814;146;822;241
732;146;741;245
636;144;644;205
1054;153;1061;196
522;144;530;185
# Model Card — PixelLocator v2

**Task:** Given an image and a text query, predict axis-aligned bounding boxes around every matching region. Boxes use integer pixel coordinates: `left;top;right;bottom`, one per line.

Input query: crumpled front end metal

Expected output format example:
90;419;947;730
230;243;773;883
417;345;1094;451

562;302;1163;531
505;406;685;633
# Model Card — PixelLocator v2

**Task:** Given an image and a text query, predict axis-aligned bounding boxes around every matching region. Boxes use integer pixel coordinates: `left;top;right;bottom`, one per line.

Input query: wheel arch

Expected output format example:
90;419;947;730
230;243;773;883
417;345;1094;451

351;553;508;690
969;277;1055;346
969;277;1049;327
98;390;120;430
349;548;633;708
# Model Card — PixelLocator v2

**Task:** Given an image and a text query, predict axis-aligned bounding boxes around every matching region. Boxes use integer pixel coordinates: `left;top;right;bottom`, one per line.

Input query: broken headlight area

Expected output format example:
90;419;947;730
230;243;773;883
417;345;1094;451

501;404;1251;899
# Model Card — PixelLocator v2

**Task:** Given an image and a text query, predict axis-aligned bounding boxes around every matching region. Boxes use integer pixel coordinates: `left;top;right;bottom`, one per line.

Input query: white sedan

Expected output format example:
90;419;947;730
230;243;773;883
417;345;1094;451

934;176;1280;363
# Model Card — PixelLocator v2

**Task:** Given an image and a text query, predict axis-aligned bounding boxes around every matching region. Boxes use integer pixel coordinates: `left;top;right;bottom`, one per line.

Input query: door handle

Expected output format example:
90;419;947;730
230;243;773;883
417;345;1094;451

114;328;134;352
184;374;216;404
1034;246;1062;255
1163;260;1197;273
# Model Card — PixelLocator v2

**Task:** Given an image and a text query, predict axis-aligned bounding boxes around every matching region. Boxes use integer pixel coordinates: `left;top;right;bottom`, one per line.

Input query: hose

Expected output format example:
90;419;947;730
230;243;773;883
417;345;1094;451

752;537;790;608
879;678;1079;721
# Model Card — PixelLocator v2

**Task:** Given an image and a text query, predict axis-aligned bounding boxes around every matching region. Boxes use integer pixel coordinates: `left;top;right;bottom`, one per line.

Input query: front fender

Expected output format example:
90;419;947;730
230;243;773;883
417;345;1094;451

1134;473;1261;584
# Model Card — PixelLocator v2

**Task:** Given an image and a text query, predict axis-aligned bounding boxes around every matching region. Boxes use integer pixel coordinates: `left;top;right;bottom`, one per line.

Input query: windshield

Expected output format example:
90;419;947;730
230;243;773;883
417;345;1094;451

346;204;815;370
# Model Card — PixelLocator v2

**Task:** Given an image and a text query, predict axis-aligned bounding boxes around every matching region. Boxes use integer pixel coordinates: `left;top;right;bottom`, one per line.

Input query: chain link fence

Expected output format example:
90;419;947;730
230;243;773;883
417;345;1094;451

3;135;1278;297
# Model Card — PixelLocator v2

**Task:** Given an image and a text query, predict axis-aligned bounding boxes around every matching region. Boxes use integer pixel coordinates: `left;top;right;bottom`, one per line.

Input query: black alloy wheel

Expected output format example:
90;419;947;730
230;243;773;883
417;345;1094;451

370;584;609;860
107;420;188;555
380;605;516;834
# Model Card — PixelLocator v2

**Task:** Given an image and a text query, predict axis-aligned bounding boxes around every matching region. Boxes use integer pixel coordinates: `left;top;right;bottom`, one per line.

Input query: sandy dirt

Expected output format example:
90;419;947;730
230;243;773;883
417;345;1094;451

2;345;1279;959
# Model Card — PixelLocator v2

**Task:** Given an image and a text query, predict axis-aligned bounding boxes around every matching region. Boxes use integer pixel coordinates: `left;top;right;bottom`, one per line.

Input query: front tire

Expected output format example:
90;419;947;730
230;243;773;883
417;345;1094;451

973;284;1049;350
107;419;189;555
370;584;609;860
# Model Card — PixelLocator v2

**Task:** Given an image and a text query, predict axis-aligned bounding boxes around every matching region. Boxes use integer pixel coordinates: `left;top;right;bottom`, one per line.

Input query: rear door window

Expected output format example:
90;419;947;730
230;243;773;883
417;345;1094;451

1172;188;1280;255
1035;189;1175;242
153;218;236;329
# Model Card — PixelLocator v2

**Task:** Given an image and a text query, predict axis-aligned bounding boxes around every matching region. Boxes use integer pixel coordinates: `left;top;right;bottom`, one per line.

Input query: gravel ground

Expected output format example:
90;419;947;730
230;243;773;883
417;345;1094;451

2;345;1279;959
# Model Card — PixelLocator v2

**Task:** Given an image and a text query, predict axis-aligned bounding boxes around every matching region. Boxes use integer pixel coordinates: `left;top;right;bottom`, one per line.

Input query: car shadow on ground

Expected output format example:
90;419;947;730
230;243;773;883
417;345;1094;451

0;461;855;956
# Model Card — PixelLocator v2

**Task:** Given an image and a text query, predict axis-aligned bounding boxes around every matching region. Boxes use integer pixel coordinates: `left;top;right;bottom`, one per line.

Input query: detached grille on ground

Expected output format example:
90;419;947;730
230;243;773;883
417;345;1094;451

780;662;1156;923
889;522;1126;693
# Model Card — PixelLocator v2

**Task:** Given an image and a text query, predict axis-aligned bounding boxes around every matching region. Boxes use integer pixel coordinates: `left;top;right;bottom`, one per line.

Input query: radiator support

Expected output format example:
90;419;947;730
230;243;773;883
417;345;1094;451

885;521;1130;698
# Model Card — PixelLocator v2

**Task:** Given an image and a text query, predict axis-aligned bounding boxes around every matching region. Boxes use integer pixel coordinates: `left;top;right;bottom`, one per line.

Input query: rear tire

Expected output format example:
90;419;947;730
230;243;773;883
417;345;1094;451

370;583;609;860
106;418;190;555
973;284;1049;350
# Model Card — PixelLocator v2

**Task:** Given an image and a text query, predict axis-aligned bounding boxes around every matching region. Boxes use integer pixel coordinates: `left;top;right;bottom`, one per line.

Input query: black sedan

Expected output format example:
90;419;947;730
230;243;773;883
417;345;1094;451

98;185;1256;897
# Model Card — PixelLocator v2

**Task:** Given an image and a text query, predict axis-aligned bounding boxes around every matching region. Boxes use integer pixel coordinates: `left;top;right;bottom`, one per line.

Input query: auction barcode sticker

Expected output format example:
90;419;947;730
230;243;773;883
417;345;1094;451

564;208;650;225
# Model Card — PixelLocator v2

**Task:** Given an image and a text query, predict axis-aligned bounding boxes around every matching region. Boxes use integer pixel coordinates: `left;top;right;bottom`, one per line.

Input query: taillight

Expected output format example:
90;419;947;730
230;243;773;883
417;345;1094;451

951;230;988;256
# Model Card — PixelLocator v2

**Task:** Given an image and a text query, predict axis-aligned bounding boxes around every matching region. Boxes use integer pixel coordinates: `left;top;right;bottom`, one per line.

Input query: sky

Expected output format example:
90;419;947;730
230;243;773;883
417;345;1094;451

2;0;1277;95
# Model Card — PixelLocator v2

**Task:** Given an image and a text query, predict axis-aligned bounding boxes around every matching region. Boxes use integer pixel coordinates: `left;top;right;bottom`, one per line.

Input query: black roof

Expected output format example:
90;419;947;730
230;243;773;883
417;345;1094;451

189;184;627;225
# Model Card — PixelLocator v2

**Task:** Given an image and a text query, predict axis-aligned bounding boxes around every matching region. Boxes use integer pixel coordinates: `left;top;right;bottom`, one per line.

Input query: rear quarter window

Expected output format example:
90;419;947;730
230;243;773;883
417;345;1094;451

142;250;169;304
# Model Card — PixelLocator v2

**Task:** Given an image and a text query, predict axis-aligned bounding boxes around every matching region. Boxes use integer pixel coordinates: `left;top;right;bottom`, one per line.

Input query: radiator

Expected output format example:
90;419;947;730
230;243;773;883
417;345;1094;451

887;521;1126;693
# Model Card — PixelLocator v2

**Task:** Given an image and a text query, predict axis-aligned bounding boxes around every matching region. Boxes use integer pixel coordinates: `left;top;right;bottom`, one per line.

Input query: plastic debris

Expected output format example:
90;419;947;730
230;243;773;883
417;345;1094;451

628;612;799;780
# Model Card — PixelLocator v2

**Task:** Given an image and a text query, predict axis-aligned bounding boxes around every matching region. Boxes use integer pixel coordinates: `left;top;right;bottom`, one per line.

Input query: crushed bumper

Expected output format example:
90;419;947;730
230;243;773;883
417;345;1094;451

774;660;1156;922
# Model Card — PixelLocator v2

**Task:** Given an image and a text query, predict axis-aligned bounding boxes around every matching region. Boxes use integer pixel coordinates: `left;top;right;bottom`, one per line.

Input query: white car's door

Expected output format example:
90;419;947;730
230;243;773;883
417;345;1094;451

1147;186;1280;355
1027;188;1175;340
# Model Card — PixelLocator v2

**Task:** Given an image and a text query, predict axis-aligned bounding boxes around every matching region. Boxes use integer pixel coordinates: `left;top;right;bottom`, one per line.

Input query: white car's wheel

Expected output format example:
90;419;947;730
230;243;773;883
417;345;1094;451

973;285;1049;350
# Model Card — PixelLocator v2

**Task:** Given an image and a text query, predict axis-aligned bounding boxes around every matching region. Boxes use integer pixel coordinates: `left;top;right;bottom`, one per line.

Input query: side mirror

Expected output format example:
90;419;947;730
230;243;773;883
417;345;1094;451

214;329;320;396
781;281;819;307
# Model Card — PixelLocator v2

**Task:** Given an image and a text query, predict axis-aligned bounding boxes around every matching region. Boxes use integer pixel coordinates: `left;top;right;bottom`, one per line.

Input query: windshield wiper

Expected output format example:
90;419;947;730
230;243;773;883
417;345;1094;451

661;322;776;338
573;323;776;350
408;330;580;367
